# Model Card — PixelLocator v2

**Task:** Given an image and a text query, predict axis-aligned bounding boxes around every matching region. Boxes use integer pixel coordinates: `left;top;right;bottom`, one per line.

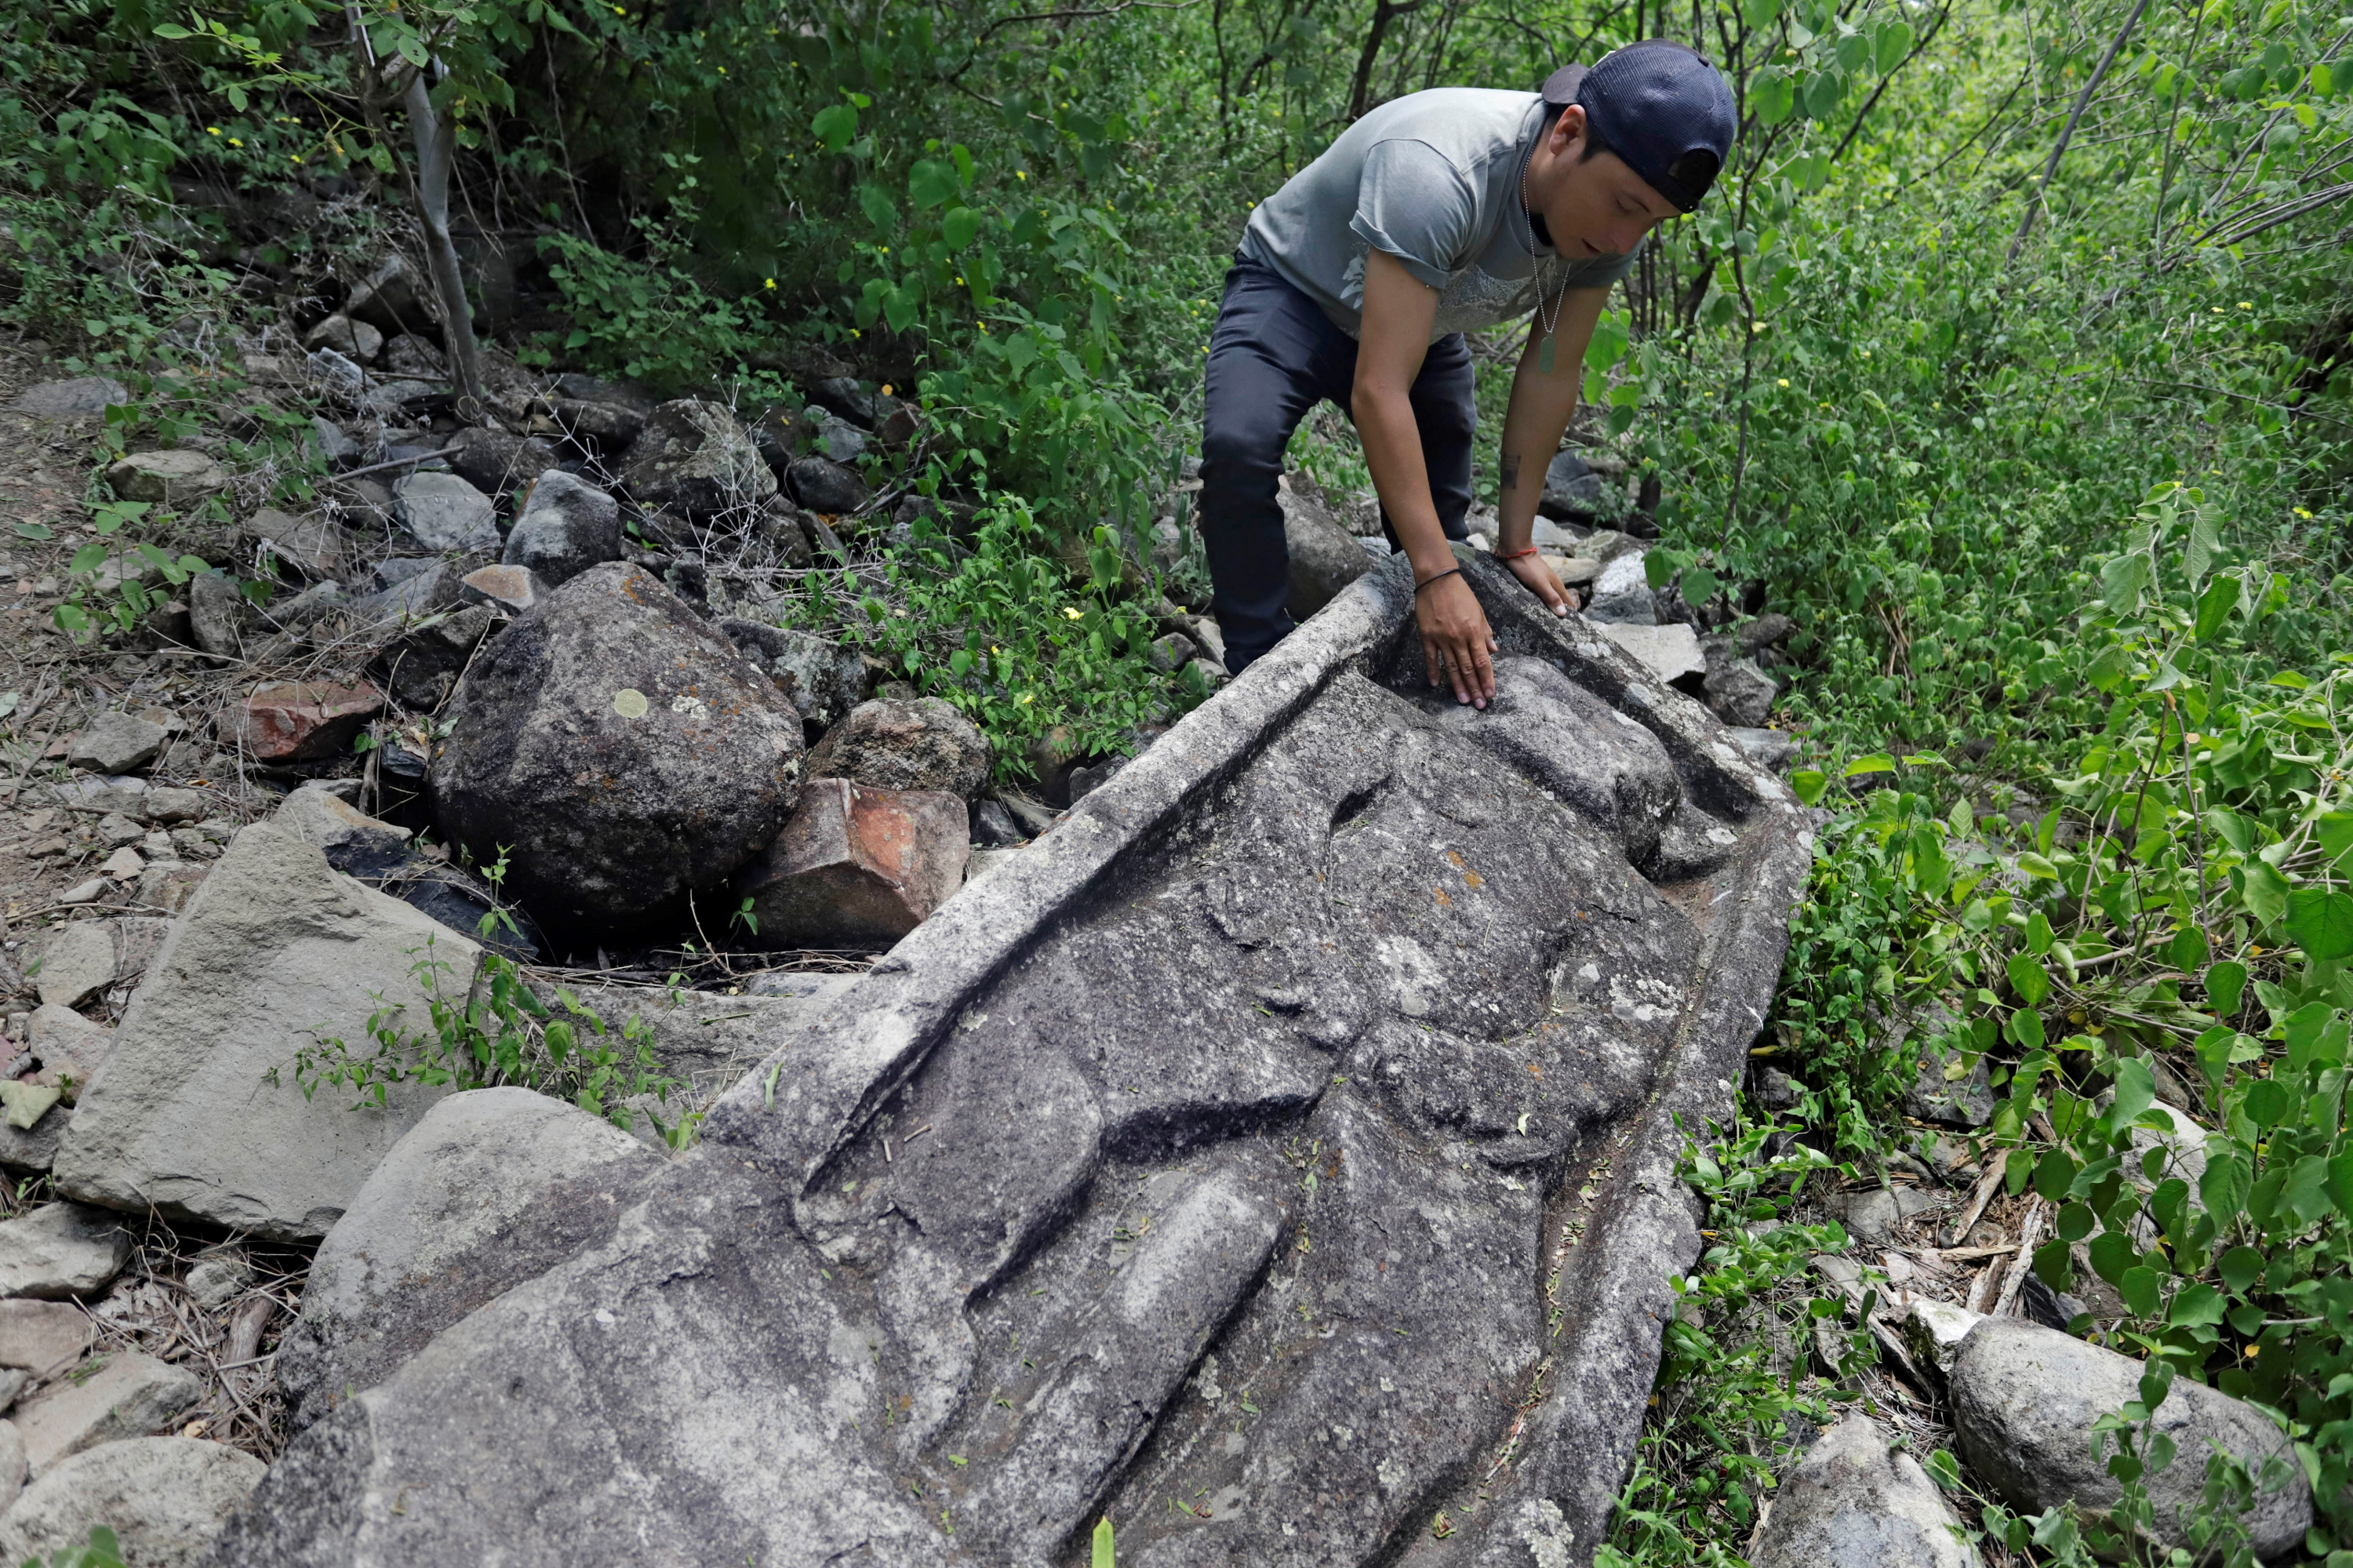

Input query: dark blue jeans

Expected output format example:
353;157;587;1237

1198;256;1477;671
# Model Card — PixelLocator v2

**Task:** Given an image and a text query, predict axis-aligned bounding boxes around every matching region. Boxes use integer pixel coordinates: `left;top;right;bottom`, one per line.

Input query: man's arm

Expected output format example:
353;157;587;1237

1355;248;1499;707
1493;286;1611;613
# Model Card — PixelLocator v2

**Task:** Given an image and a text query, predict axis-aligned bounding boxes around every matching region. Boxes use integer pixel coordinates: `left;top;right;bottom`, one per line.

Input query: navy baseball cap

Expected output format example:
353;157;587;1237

1540;41;1737;212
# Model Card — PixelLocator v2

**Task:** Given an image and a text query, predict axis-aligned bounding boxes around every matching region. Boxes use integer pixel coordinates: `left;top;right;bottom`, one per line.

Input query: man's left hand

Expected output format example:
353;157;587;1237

1501;550;1572;617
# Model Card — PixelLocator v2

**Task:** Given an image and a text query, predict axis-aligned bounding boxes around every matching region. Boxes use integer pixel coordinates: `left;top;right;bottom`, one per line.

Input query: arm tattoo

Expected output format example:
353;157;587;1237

1500;454;1521;492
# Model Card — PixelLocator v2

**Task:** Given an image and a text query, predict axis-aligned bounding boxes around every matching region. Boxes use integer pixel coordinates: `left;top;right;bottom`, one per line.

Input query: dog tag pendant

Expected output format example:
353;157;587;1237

1537;333;1557;374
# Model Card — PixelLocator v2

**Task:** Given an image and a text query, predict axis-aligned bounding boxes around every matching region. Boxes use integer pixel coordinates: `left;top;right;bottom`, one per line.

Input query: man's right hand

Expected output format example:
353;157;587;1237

1417;569;1497;708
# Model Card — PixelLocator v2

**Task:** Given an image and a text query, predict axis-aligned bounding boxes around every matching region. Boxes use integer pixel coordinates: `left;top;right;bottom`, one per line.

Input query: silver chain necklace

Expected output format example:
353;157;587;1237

1519;140;1568;368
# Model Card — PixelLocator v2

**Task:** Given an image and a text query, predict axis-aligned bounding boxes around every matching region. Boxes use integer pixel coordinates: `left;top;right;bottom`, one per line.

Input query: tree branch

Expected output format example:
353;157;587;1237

2006;0;2153;266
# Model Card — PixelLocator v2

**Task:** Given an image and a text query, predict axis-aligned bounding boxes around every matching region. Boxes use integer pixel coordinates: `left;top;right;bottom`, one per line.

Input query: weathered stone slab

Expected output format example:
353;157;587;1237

211;549;1813;1567
53;822;475;1242
736;779;971;945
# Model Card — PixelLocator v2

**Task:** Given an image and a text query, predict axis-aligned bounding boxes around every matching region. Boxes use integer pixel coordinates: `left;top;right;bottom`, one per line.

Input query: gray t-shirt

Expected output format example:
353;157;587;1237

1240;87;1642;341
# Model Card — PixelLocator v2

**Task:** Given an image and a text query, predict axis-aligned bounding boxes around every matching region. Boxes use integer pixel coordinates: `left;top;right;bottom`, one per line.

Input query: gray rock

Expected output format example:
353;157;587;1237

272;788;412;874
0;1423;20;1513
1584;552;1657;624
1742;612;1797;653
0;1437;263;1568
620;400;778;518
184;1253;249;1312
730;625;875;726
787;455;869;515
802;698;991;799
1834;1184;1937;1246
51;823;475;1242
0;1206;128;1299
343;254;438;338
304;347;365;397
1539;448;1607;519
814;413;868;464
971;798;1024;847
1729;726;1798;773
0;1301;94;1379
430;563;805;930
1596;621;1705;685
301;313;382;363
380;334;449;380
392;472;499;554
500;471;620;586
27;924;113;1010
17;1353;202;1472
9;378;127;419
104;450;227;508
1067;755;1129;802
1952;1317;2310;1559
1278;473;1373;623
1751;1413;1980;1568
1704;646;1778;728
446;427;561;501
309;416;357;465
278;1089;664;1432
187;574;245;659
806;377;877;427
459;563;545;614
1903;1044;1995;1128
1900;1298;1983;1376
211;551;1813;1568
247;508;352;581
66;713;166;776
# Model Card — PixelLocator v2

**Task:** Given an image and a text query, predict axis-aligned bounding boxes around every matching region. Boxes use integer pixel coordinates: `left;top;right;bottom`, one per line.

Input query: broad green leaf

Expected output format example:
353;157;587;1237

2087;1228;2139;1285
2204;960;2248;1016
1681;566;1720;607
2194;573;2239;640
2026;910;2054;955
2006;951;2050;1009
1872;19;1914;73
2057;1201;2097;1242
2317;811;2353;867
2198;1148;2250;1220
813;103;858;150
1584;311;1629;371
2120;1265;2163;1317
1843;753;1896;778
2240;860;2291;927
1093;1516;1115;1568
2100;550;2153;612
1754;70;1797;124
2328;1147;2353;1218
907;158;958;209
1791;769;1828;806
2107;1057;2155;1133
2284;887;2353;961
2284;1154;2335;1228
2167;1282;2226;1327
2244;1079;2293;1128
67;543;107;575
2183;510;2220;587
941;206;984;251
2032;1236;2074;1292
2034;1148;2077;1201
2217;1244;2265;1294
857;183;900;231
2015;851;2060;880
2286;1003;2335;1068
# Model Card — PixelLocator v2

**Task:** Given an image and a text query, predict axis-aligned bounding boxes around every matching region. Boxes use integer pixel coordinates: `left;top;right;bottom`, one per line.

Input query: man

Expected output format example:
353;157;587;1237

1198;40;1737;706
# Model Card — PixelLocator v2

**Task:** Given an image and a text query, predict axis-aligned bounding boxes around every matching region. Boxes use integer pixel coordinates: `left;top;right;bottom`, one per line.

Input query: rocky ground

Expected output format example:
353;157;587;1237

0;249;2292;1567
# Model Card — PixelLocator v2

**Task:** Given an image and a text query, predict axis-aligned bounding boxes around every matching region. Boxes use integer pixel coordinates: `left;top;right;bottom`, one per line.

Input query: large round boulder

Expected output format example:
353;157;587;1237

430;562;804;930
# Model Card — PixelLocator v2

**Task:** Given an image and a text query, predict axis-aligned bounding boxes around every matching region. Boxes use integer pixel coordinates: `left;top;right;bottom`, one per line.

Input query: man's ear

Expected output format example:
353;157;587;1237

1549;104;1589;156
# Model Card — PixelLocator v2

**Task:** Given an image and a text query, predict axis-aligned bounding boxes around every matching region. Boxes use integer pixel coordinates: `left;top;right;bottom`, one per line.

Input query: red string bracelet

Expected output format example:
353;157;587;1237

1494;545;1541;561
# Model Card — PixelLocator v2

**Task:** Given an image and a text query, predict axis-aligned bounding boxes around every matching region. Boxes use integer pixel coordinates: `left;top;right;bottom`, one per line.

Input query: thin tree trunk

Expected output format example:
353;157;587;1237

405;69;487;413
2006;0;2153;266
1347;0;1424;120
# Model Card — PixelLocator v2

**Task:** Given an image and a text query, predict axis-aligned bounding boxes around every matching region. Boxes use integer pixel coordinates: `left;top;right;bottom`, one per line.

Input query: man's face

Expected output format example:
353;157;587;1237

1537;106;1685;260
